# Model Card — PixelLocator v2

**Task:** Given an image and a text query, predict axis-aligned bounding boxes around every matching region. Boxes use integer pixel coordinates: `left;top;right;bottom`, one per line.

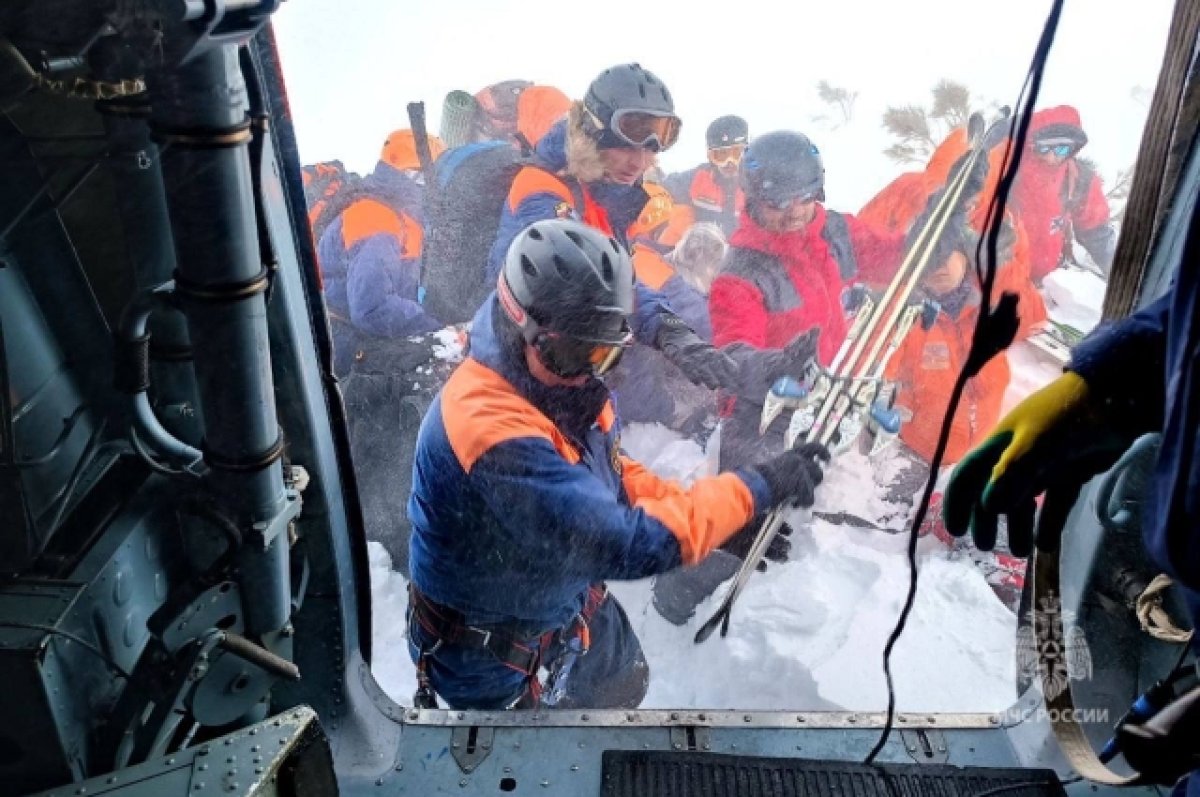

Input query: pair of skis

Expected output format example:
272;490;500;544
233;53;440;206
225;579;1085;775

694;109;1011;644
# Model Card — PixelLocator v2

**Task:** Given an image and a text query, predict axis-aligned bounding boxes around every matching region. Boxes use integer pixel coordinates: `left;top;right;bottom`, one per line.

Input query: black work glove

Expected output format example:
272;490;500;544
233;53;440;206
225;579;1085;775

721;520;793;571
774;328;820;380
656;314;739;390
752;442;831;509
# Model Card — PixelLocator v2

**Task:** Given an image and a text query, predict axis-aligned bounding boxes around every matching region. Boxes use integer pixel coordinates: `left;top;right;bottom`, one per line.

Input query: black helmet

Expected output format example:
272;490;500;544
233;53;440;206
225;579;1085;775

582;63;681;152
740;131;825;205
706;115;748;149
498;220;634;377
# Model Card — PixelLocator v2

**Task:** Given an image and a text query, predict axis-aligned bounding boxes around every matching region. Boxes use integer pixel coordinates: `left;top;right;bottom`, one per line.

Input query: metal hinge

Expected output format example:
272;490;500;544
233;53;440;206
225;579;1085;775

670;725;713;752
451;725;495;773
902;729;949;764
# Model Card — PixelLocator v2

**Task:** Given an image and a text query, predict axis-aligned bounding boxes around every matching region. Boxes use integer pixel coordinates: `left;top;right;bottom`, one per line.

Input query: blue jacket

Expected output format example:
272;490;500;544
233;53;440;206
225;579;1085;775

318;162;440;373
611;272;713;425
1070;273;1200;636
407;295;770;633
484;120;672;345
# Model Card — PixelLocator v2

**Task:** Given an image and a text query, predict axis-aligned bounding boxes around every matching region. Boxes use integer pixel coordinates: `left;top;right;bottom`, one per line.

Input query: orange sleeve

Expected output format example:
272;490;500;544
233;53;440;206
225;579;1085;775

341;199;408;250
619;456;756;565
507;167;572;212
632;246;676;291
992;217;1047;339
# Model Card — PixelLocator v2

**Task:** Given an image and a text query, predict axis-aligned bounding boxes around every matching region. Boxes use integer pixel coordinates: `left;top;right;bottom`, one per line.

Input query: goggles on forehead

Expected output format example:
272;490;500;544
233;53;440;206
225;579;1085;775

534;325;634;378
607;109;682;152
1035;142;1075;157
709;143;746;166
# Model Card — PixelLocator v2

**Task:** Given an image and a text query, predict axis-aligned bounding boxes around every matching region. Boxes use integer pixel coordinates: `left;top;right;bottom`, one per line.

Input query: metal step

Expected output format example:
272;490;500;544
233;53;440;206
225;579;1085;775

601;750;1066;797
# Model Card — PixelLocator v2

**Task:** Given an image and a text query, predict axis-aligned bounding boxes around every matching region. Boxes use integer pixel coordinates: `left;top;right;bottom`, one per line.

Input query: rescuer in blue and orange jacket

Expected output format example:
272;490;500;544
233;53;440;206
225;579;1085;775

664;115;748;237
486;63;741;394
319;128;446;377
406;219;829;710
317;128;448;573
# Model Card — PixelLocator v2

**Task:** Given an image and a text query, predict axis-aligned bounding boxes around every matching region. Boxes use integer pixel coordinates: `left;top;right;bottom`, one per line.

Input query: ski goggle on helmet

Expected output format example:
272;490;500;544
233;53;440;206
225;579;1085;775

598;108;681;152
532;326;633;378
1035;142;1076;157
761;191;820;211
709;143;746;167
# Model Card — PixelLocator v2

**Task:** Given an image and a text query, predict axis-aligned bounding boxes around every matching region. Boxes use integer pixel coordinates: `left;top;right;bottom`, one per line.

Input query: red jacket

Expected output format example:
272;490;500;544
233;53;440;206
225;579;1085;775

1012;106;1112;283
710;206;903;364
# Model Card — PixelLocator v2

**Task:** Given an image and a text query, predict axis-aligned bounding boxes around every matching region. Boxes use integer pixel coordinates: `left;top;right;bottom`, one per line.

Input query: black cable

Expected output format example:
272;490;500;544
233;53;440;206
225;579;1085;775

0;621;131;680
863;0;1064;766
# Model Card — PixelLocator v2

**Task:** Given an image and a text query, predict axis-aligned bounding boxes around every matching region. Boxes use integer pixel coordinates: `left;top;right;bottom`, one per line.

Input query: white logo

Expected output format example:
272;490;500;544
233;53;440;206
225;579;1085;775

1015;594;1092;700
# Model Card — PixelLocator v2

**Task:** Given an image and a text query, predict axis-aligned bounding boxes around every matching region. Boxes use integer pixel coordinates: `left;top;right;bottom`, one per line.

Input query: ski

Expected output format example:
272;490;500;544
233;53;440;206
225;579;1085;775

695;108;1011;644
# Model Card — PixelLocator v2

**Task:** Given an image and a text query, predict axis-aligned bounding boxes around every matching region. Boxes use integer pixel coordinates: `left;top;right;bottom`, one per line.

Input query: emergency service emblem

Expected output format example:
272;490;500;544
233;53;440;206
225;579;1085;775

1015;594;1093;700
554;201;573;219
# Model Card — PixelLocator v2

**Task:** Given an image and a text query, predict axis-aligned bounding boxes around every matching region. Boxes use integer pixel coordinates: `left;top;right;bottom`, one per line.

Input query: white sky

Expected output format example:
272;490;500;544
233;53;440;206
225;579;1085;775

273;0;1173;209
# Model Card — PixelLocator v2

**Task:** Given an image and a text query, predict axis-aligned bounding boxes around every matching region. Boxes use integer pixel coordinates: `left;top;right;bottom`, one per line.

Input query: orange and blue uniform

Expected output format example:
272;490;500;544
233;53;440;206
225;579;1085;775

406;296;770;707
318;162;440;375
664;163;744;236
486;119;673;345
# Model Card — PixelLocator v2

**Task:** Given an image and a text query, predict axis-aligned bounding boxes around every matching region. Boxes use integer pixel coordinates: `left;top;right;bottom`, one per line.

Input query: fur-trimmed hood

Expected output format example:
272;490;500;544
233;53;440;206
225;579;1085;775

534;101;607;183
533;102;655;242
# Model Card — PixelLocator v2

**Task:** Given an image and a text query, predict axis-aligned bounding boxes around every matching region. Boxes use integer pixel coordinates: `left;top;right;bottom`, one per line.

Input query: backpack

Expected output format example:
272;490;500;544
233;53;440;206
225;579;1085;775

419;141;531;324
303;161;363;246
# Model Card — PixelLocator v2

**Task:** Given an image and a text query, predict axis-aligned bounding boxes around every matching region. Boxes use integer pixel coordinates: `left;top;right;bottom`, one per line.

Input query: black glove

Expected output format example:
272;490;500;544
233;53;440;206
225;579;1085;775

656;314;739;389
722;520;793;570
752;442;831;509
775;328;820;379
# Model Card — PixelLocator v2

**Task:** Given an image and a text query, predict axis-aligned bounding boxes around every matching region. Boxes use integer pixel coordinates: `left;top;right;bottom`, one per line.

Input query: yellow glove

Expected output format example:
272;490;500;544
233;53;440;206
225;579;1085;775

943;372;1127;556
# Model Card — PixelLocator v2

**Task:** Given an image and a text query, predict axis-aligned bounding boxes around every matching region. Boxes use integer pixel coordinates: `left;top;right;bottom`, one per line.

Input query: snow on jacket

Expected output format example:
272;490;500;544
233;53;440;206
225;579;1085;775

663;163;744;236
710;205;904;365
860;127;1047;339
318;162;441;374
486;108;672;345
885;289;1011;465
1013;106;1115;282
407;295;771;633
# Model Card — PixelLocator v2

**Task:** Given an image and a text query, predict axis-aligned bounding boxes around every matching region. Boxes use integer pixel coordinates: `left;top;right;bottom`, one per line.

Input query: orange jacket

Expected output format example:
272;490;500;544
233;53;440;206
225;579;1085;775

858;171;927;234
860;129;1047;339
885;304;1011;465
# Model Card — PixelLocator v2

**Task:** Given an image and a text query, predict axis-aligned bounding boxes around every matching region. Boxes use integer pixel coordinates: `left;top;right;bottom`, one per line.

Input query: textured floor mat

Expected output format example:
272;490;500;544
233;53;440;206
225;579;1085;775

601;751;1066;797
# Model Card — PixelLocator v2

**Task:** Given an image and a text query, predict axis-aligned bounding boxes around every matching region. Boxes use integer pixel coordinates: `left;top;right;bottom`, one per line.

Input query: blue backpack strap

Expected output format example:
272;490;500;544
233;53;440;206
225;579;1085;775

434;140;511;191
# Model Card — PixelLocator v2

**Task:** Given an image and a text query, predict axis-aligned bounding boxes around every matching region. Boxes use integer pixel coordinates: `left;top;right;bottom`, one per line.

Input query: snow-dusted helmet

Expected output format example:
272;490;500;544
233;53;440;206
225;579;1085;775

740;131;826;207
498;219;635;377
582;63;681;153
707;115;749;168
706;115;748;149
